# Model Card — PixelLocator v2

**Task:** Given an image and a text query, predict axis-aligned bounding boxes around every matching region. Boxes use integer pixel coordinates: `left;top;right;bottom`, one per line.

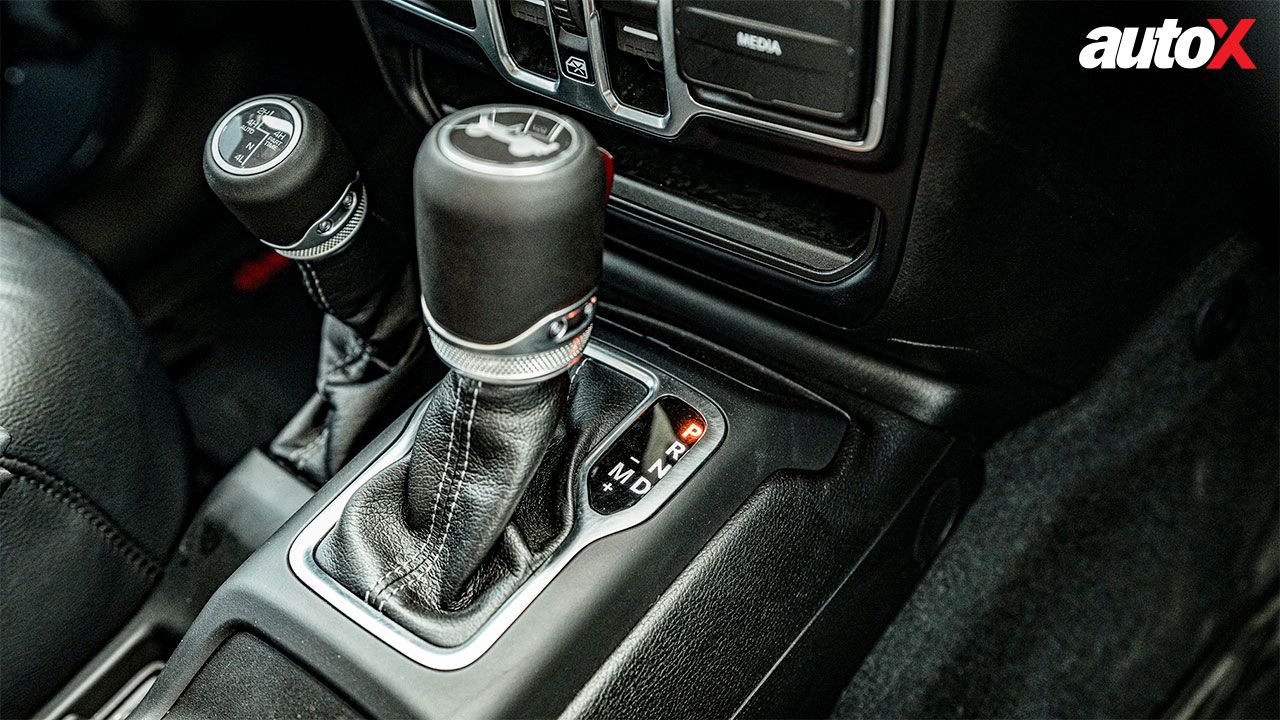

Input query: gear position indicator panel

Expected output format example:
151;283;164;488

588;395;707;515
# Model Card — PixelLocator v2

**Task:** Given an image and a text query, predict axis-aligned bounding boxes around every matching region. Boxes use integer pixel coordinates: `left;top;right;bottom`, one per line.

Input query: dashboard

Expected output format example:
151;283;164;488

379;0;893;150
356;0;948;331
353;0;1271;421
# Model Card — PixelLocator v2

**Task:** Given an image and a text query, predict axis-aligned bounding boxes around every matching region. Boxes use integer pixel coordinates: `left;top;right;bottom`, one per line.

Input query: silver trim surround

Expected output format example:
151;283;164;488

377;0;895;153
422;291;597;354
273;178;367;260
422;291;598;382
428;323;591;384
210;96;304;176
287;342;727;670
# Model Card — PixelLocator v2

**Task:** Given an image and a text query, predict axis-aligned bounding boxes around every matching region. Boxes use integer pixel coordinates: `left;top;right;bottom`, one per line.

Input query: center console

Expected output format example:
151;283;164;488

135;315;975;718
126;3;981;718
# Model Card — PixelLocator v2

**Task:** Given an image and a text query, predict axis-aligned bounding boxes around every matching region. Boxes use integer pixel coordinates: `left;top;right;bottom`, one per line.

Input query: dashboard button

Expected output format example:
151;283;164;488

674;0;868;122
562;53;594;83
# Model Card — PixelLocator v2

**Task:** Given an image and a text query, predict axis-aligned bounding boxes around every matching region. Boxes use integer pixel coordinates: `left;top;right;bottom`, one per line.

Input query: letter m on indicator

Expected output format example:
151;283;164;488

607;462;635;484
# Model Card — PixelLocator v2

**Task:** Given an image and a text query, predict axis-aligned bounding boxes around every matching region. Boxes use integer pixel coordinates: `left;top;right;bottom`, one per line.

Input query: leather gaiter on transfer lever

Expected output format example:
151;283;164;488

204;95;434;484
316;106;620;647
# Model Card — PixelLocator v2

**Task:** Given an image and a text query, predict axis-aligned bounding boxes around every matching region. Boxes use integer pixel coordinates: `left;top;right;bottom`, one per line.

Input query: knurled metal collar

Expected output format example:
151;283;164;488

429;325;592;385
422;292;597;384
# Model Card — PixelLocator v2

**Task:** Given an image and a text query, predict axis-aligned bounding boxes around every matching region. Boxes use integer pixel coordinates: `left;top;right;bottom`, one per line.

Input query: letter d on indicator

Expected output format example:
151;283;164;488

629;477;652;496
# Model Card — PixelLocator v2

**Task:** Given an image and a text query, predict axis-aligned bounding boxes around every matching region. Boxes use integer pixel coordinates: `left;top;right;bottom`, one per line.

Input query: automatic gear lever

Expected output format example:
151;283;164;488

204;95;431;482
317;105;612;646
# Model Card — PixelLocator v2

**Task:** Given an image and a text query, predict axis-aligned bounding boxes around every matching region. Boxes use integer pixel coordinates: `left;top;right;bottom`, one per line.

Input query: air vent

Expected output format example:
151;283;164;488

498;0;558;79
600;0;668;115
404;0;476;28
510;0;548;26
549;0;586;34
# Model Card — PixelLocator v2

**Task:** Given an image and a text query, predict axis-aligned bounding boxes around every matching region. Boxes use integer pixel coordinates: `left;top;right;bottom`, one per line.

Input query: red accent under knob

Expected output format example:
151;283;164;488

598;147;614;200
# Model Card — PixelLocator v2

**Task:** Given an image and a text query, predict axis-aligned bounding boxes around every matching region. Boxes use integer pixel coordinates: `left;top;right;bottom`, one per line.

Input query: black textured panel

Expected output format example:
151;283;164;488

867;0;1279;390
838;239;1280;718
168;633;363;720
563;395;968;719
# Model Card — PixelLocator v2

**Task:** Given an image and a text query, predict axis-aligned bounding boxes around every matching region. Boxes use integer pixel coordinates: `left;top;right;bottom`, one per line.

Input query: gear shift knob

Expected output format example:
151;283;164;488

413;105;605;384
204;93;417;342
203;95;431;483
204;95;363;259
